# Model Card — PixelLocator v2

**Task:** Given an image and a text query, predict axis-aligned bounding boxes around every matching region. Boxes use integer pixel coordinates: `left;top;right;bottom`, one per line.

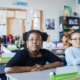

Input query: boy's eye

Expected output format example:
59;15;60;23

30;39;34;41
36;39;40;41
71;38;80;40
29;39;41;41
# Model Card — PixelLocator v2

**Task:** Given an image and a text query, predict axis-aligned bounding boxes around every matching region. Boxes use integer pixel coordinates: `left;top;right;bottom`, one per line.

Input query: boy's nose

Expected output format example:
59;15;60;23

33;39;37;43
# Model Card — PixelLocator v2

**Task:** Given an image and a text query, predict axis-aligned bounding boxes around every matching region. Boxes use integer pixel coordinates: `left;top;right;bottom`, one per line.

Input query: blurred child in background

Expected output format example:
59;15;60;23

61;35;68;48
43;35;56;48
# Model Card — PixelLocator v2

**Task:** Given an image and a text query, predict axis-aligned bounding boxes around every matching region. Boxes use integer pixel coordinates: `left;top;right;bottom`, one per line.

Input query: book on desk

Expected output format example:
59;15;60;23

0;53;16;61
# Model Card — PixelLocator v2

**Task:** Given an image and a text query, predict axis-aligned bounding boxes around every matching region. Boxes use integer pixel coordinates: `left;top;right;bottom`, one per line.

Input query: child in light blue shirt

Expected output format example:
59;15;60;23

65;31;80;66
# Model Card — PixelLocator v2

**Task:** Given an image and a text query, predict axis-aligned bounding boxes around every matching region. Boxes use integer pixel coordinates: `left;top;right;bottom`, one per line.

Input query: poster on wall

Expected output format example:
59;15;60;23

12;0;28;6
64;6;72;16
33;11;40;17
25;20;31;32
11;19;22;36
15;11;26;19
26;8;33;20
45;19;55;30
33;18;40;30
7;11;14;17
45;19;55;33
0;9;6;24
0;9;7;35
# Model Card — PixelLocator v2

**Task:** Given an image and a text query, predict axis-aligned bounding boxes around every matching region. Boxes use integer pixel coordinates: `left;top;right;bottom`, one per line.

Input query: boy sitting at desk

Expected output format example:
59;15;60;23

5;30;63;73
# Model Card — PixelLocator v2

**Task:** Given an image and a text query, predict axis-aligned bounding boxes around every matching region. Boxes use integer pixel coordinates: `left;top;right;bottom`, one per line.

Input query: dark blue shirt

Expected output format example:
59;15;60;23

5;49;62;67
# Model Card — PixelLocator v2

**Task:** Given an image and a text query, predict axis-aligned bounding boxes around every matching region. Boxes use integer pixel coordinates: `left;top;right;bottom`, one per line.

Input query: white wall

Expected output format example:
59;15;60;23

76;0;80;17
0;0;77;41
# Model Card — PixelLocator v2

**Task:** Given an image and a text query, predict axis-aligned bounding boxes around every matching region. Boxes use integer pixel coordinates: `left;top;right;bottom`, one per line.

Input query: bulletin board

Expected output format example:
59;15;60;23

7;8;26;36
0;7;43;36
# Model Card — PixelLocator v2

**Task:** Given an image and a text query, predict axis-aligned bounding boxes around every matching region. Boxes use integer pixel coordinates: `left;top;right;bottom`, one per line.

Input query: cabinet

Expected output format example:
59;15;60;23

59;16;80;41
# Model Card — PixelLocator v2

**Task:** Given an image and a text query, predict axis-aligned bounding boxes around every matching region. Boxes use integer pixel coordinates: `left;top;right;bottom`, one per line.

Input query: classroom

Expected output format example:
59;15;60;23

0;0;80;80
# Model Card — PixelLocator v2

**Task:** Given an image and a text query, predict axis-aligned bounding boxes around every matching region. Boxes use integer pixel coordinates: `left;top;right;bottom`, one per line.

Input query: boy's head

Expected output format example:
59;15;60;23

61;35;67;42
26;30;43;52
69;31;80;48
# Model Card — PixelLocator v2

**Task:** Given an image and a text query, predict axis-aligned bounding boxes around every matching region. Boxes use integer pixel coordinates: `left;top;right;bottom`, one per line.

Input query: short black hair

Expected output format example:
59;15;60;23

23;30;48;41
26;30;43;41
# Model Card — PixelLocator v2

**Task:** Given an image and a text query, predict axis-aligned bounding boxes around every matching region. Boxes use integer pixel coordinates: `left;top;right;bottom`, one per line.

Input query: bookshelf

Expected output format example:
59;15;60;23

59;16;80;41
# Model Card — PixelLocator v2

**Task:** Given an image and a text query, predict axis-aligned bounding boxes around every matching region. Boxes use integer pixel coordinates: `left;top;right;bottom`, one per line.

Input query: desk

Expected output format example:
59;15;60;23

0;60;9;64
0;55;64;75
6;66;80;80
45;47;66;50
45;47;66;55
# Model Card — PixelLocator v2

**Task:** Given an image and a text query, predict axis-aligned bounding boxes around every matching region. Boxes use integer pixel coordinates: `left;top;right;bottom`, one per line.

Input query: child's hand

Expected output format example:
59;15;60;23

30;67;39;71
33;64;45;71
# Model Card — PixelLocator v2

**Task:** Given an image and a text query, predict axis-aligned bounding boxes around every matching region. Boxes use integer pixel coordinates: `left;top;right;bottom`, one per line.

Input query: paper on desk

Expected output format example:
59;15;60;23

57;43;63;47
2;53;16;58
56;66;78;75
56;50;63;53
7;45;17;48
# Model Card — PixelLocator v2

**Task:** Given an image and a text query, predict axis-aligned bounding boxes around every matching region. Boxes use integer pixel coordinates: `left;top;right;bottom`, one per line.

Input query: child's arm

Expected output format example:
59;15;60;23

5;66;39;73
33;62;63;71
44;62;63;69
4;50;40;73
65;49;80;65
45;49;63;67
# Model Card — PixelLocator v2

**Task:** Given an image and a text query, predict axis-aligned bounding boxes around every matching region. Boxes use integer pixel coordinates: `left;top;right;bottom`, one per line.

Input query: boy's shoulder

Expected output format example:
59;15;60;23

65;46;73;52
17;49;28;55
40;48;50;51
40;48;52;54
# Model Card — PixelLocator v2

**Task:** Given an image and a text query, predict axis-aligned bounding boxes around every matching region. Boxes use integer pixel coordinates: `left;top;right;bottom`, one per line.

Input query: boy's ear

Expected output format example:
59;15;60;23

26;41;28;44
41;41;43;47
26;41;28;48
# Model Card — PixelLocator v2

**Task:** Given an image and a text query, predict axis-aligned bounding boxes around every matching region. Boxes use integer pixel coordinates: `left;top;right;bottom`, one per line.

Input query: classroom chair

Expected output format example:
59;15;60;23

61;58;67;66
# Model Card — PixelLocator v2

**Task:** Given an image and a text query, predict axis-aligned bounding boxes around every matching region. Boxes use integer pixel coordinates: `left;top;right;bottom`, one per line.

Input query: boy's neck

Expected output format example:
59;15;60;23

27;50;41;57
63;41;66;43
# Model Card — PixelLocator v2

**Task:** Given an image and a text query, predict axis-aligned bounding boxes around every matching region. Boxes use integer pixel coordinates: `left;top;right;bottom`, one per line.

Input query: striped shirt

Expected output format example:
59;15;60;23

5;49;62;67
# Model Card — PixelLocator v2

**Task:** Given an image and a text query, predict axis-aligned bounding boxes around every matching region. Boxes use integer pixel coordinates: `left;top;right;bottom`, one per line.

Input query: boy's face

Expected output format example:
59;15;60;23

70;33;80;48
61;36;67;42
26;32;42;52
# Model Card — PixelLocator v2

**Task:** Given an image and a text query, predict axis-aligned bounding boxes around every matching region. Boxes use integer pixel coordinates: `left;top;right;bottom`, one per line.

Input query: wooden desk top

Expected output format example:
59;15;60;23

45;47;66;50
57;55;65;58
0;60;9;63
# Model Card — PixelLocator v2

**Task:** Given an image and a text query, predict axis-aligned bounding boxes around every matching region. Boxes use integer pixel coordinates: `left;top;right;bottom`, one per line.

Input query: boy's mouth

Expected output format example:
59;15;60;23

32;45;38;48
